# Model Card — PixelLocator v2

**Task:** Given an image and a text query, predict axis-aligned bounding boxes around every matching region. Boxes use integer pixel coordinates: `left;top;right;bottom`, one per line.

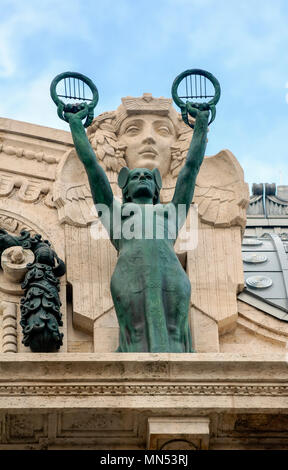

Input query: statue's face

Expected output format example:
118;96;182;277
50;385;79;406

118;114;176;176
126;168;156;202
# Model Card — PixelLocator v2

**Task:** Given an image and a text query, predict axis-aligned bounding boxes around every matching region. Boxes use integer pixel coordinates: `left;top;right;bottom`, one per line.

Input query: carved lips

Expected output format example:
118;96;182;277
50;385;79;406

138;146;158;158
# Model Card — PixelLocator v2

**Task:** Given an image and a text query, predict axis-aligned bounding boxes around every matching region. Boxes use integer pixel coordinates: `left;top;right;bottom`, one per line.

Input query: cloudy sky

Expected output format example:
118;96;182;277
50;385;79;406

0;0;287;188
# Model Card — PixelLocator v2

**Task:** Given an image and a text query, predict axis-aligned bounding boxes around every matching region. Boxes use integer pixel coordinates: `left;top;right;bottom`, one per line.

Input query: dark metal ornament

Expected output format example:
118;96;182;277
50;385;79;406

0;229;66;352
172;68;221;128
50;71;99;128
19;232;65;352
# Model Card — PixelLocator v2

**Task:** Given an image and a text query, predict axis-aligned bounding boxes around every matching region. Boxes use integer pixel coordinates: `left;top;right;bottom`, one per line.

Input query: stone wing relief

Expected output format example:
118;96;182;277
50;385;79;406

53;147;122;227
194;149;249;230
54;147;249;229
187;153;249;344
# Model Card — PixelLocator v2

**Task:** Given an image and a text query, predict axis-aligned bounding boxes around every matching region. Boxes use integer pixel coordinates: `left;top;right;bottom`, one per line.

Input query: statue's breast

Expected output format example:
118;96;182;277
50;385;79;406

118;203;178;241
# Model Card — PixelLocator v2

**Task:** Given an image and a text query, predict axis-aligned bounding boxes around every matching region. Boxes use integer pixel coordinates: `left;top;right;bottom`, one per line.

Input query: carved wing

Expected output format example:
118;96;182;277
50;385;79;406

53;148;118;335
53;148;122;227
194;149;249;229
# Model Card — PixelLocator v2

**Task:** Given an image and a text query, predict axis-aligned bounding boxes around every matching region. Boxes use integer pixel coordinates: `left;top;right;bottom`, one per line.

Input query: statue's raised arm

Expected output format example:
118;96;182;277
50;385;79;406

65;104;114;208
50;72;114;208
171;69;221;211
172;106;209;210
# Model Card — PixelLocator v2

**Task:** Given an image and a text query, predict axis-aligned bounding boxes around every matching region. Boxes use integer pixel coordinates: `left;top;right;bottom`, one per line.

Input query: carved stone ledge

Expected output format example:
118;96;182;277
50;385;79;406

0;353;287;392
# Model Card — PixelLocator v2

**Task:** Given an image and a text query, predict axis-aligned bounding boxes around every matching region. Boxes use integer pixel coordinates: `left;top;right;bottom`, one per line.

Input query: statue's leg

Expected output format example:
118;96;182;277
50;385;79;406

111;286;149;352
163;279;192;353
144;287;170;353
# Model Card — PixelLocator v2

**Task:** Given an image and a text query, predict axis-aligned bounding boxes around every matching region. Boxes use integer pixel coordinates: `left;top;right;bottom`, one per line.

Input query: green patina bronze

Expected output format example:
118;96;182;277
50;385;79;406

50;71;99;128
0;230;66;352
20;232;66;352
51;69;220;353
171;69;221;128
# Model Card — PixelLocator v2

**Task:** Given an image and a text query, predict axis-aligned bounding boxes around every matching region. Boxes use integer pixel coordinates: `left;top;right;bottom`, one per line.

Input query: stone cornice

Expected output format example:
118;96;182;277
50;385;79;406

0;354;287;413
0;117;72;147
0;352;287;384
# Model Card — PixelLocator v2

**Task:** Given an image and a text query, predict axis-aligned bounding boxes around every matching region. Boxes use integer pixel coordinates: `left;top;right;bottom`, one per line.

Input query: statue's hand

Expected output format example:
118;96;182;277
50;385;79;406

63;102;89;123
196;106;210;123
186;103;210;129
186;101;210;117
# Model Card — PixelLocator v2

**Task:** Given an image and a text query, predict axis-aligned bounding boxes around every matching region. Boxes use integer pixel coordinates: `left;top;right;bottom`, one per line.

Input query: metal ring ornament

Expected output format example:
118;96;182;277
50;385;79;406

171;69;221;128
50;72;99;128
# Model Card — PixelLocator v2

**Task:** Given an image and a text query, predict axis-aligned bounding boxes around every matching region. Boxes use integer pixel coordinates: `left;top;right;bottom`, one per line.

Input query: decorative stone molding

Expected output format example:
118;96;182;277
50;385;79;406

0;352;287;382
0;302;17;353
0;211;47;239
0;383;287;397
0;172;55;207
0;143;59;165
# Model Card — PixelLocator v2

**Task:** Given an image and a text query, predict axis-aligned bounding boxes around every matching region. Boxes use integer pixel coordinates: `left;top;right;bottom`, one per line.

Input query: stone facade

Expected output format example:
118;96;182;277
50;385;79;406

0;98;287;449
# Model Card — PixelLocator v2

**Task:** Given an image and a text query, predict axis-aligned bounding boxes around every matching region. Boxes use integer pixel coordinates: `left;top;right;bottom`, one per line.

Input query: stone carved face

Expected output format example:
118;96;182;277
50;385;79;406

117;114;176;176
87;97;192;182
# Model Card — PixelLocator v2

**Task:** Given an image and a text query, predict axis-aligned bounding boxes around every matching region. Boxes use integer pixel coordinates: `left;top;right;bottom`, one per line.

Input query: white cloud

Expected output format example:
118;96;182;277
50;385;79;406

0;0;92;77
0;61;73;129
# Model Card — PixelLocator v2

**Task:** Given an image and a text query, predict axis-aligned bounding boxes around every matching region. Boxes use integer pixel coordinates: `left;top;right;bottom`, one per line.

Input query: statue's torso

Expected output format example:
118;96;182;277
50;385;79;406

109;201;189;292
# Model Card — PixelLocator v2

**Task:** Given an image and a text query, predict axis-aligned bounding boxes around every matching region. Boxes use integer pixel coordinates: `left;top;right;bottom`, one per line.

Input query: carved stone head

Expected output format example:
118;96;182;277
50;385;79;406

87;93;193;180
117;114;176;176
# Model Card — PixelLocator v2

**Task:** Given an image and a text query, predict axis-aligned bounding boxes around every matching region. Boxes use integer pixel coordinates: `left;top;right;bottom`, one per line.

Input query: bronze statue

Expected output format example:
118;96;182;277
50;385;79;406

51;70;220;352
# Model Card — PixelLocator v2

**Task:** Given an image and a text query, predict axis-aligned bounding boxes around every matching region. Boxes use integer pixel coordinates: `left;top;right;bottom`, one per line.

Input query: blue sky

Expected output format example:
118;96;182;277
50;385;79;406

0;0;288;189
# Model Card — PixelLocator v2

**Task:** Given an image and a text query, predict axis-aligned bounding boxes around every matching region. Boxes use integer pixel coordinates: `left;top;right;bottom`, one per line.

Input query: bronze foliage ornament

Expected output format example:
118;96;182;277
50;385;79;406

0;229;66;352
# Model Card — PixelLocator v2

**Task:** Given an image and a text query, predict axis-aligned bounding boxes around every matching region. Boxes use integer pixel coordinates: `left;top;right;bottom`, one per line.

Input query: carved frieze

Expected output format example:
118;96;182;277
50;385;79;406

0;383;287;397
0;143;58;165
0;171;55;207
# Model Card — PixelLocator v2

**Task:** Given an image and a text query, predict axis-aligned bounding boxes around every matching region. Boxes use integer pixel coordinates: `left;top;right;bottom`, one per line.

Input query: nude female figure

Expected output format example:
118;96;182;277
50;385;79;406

64;102;209;352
